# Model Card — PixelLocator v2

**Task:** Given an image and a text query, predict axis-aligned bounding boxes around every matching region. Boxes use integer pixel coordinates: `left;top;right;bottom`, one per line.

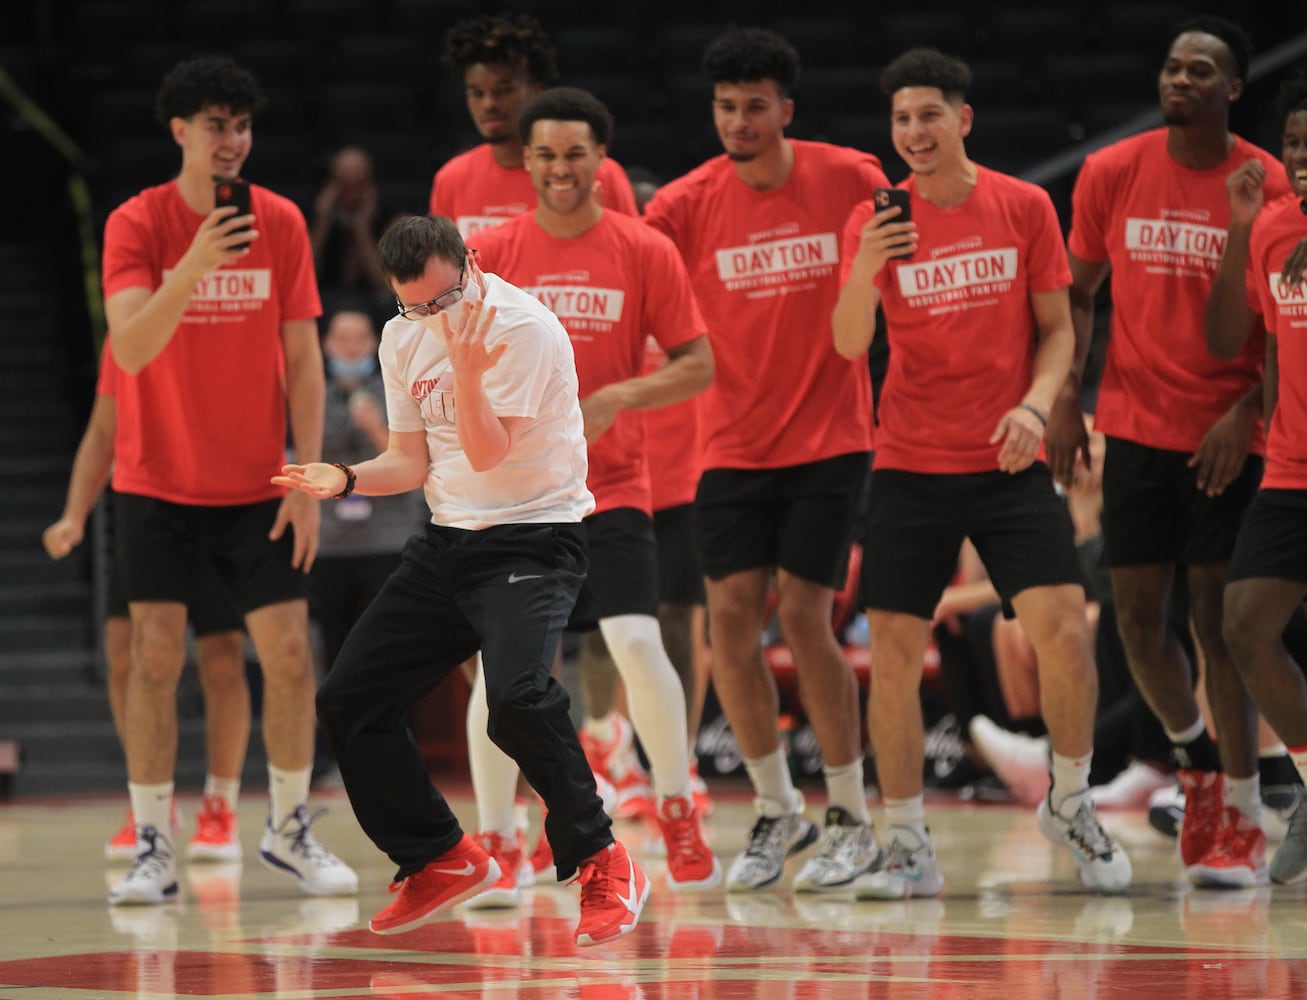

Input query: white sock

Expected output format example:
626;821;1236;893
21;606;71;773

129;781;174;838
599;614;689;800
267;764;311;827
1225;774;1262;826
204;775;240;810
585;711;619;745
1164;717;1207;745
469;654;522;838
744;748;803;818
1050;751;1092;814
823;760;871;824
883;794;927;837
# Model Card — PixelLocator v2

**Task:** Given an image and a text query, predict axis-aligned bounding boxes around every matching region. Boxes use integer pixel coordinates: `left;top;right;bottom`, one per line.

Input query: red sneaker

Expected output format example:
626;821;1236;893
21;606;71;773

658;794;722;891
188;795;241;862
689;761;714;818
572;841;650;947
105;801;184;861
465;831;523;910
1177;770;1224;867
530;812;557;882
106;812;140;861
1188;807;1268;888
368;834;500;935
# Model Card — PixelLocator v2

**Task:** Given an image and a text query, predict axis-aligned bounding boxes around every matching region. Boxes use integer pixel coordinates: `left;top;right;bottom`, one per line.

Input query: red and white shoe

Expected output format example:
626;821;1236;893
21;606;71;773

187;795;241;862
369;834;500;935
658;794;721;891
581;714;652;820
465;831;523;909
1177;770;1225;868
572;840;650;947
1188;807;1268;888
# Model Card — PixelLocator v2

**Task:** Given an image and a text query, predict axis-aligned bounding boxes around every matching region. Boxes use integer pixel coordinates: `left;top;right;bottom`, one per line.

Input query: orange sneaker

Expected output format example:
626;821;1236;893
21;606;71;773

1188;807;1268;888
187;795;241;862
572;840;650;947
658;794;721;891
1177;770;1224;867
465;831;523;909
369;834;500;935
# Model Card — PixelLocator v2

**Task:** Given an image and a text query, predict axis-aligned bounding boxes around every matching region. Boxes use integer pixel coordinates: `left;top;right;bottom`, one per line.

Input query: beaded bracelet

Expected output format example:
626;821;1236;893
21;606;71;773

330;462;356;499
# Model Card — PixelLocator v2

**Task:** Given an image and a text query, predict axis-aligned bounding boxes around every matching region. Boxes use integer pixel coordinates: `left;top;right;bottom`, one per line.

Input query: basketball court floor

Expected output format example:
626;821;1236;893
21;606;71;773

2;781;1305;998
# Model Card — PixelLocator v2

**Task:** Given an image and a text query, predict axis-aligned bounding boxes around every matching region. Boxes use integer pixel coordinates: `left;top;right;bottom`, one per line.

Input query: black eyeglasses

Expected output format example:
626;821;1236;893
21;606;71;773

396;259;466;320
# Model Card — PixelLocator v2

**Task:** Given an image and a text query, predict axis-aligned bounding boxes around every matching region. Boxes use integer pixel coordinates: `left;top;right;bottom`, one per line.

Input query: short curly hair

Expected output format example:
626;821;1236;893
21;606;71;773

880;48;972;102
701;27;800;97
443;14;559;86
1168;14;1252;82
154;54;265;129
1278;71;1307;130
519;87;614;147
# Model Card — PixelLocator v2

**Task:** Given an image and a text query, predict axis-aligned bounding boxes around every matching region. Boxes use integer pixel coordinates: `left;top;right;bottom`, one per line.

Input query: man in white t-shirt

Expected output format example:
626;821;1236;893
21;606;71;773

274;215;648;948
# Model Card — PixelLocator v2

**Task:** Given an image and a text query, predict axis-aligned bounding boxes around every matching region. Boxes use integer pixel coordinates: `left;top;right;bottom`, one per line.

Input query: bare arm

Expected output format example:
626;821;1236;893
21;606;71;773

1046;252;1110;485
270;318;326;571
1205;160;1266;360
582;335;714;444
832;205;914;359
108;207;254;373
991;287;1075;474
274;428;432;499
43;393;116;559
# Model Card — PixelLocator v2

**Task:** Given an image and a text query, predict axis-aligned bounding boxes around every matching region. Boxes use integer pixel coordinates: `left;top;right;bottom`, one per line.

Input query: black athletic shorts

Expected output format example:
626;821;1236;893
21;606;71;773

104;492;243;635
115;493;308;616
694;451;870;588
1227;489;1307;585
652;502;704;605
860;463;1083;619
1101;436;1261;568
568;507;660;631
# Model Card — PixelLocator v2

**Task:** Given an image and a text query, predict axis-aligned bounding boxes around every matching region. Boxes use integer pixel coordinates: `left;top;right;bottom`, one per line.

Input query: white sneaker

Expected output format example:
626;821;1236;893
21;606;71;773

793;806;881;892
725;806;819;891
852;826;943;900
1090;760;1173;810
259;806;359;896
969;715;1049;807
1037;790;1132;893
109;827;179;905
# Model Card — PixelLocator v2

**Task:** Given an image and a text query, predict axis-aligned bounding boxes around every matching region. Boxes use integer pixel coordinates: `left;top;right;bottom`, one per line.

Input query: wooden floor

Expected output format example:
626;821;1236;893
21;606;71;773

2;780;1306;999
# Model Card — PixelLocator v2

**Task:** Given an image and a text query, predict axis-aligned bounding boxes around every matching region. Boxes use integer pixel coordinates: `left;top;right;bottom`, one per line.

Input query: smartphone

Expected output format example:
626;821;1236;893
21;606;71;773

873;187;912;259
214;179;252;250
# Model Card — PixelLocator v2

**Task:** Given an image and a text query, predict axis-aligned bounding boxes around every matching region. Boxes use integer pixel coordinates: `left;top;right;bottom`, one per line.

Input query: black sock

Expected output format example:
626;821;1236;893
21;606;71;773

1170;730;1222;772
1259;752;1304;788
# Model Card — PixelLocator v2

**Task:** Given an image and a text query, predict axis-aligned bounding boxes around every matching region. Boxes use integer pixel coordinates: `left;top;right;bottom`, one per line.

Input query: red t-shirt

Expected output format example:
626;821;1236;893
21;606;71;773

1248;195;1307;489
849;167;1071;473
102;181;321;505
644;140;887;470
475;211;707;515
1068;129;1287;452
642;335;702;511
429;144;638;238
